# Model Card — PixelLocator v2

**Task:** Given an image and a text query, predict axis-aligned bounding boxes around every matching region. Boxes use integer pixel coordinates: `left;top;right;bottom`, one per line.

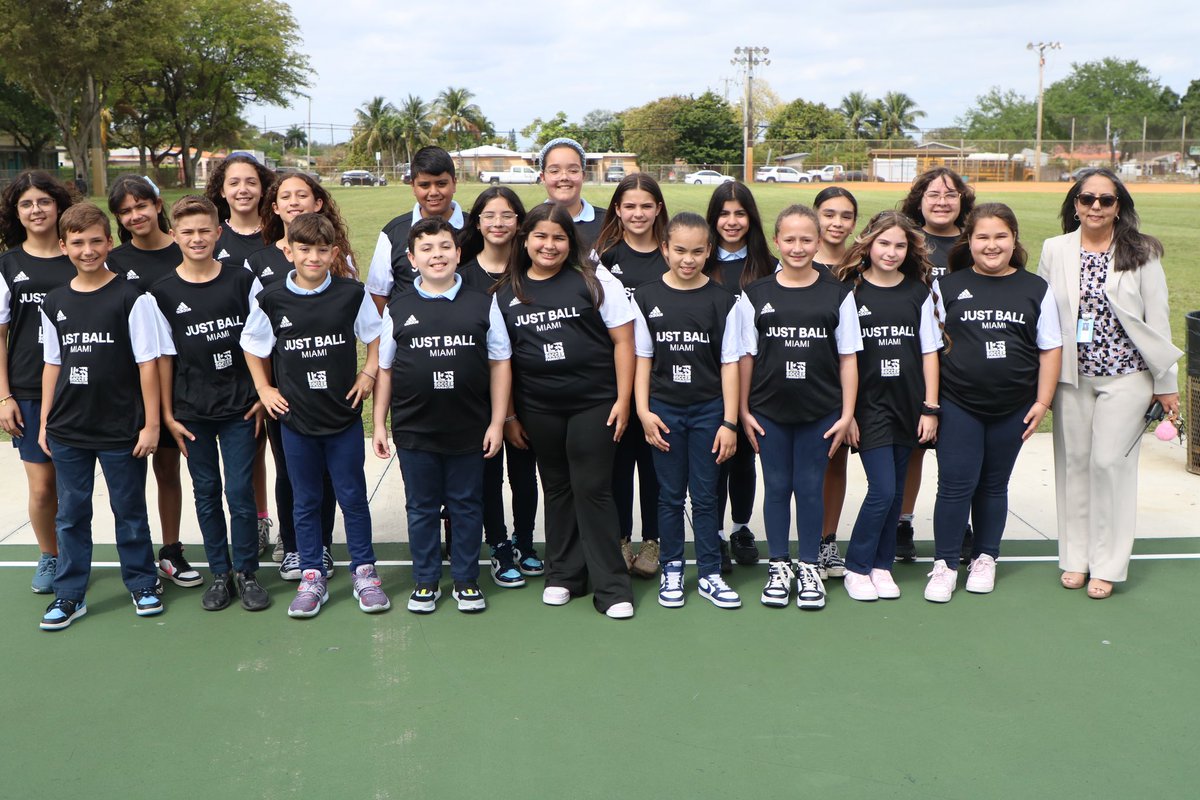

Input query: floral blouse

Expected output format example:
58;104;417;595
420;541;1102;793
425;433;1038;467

1078;249;1147;377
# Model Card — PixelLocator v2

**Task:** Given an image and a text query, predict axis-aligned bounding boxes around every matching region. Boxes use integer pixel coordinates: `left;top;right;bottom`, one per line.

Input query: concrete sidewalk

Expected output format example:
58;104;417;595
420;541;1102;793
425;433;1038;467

1;432;1196;548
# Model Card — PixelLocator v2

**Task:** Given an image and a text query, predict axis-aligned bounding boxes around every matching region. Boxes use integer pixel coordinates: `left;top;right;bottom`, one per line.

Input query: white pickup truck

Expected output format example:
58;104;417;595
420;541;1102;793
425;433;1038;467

478;165;541;185
807;164;846;182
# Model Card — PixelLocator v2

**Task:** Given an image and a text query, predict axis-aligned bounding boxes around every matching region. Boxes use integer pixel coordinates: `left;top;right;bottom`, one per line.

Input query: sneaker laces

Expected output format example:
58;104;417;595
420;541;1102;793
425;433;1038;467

47;597;74;614
353;566;380;592
662;565;684;593
704;574;733;595
132;586;158;603
797;563;821;593
766;560;794;590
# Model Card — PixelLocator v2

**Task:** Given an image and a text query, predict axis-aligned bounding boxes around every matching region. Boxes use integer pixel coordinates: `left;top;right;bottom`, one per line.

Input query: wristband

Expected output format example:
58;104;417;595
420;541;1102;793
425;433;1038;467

921;403;941;417
504;415;517;423
721;420;738;432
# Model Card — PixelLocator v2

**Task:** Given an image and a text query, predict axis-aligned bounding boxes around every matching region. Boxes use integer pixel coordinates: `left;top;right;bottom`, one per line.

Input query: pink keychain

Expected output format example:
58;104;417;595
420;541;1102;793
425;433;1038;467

1155;418;1178;441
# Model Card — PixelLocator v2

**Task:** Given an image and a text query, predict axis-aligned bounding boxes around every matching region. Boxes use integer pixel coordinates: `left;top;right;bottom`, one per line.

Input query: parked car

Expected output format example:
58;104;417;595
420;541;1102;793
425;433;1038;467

478;165;540;185
340;170;386;186
605;165;626;182
755;166;811;183
684;169;735;185
842;170;872;182
1059;166;1093;182
807;164;846;182
276;166;321;183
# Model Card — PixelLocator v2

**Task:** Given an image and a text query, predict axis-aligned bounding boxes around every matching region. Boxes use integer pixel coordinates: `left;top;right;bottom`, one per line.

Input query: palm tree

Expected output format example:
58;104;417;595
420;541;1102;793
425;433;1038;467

395;94;433;164
284;124;307;150
876;92;926;140
435;86;487;153
352;96;398;162
839;90;874;138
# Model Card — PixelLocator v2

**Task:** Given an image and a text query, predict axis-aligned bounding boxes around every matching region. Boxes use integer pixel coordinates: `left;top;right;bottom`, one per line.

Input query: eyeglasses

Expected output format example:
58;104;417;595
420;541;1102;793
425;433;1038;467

1075;193;1118;208
479;212;517;223
544;166;583;178
923;191;960;203
17;198;56;211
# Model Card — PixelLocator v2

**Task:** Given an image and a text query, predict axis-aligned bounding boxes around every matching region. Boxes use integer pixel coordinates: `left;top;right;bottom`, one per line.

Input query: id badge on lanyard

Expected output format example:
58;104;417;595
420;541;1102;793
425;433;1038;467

1076;313;1095;344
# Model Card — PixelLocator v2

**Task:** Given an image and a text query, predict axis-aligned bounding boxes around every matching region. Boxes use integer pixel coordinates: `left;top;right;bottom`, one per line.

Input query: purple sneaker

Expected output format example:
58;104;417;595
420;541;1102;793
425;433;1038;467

352;564;391;613
287;569;329;618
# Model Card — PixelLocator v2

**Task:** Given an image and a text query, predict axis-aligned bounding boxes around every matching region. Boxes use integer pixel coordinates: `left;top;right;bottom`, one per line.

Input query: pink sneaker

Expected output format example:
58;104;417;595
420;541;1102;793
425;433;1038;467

843;571;878;601
924;559;957;603
965;554;997;594
870;568;901;599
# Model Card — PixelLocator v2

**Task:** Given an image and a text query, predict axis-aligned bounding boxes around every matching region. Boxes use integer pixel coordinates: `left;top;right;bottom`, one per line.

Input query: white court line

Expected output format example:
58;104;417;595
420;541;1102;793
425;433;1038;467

2;553;1198;569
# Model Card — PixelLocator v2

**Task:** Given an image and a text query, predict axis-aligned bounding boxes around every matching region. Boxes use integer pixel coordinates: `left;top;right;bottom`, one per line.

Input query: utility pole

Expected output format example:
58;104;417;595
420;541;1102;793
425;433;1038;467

1027;41;1060;182
731;46;769;181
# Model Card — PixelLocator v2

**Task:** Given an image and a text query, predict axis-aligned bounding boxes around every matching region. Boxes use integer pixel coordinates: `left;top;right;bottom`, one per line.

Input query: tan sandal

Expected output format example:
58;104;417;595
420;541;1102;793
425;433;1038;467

1087;578;1113;599
1061;571;1086;590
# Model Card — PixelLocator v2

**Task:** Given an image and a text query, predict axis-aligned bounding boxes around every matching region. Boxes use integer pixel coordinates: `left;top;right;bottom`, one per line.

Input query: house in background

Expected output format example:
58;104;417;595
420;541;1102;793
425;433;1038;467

449;145;640;182
0;134;58;183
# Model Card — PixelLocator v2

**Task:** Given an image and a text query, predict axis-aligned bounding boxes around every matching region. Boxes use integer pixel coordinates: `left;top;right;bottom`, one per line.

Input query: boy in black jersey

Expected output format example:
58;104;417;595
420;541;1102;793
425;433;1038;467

632;213;742;609
37;204;165;630
241;213;388;619
372;218;512;613
366;146;464;312
154;196;270;612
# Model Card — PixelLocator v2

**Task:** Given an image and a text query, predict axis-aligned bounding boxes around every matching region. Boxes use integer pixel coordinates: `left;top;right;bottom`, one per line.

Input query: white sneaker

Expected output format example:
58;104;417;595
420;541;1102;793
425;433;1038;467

965;554;997;594
605;601;634;619
924;559;957;603
760;559;794;607
697;574;741;608
658;560;685;608
542;586;571;606
843;570;878;601
871;568;901;599
795;561;826;610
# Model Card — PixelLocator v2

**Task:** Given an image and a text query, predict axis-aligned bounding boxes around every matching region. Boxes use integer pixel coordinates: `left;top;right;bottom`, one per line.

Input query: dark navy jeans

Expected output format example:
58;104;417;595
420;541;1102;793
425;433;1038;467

846;444;912;573
182;416;258;575
398;446;484;584
756;410;838;564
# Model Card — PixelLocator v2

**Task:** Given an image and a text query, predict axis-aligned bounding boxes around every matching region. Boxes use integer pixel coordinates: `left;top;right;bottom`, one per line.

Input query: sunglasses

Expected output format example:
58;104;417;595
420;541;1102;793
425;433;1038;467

1075;193;1118;208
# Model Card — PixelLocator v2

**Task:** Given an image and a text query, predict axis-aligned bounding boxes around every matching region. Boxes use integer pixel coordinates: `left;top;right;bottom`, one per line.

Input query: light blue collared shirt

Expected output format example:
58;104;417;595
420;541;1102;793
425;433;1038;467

543;197;597;222
414;273;462;300
718;246;748;261
412;200;465;229
285;270;332;295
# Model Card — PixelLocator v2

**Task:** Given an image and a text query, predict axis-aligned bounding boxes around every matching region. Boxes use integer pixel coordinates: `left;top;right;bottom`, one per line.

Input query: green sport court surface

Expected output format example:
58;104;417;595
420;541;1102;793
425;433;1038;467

3;538;1198;799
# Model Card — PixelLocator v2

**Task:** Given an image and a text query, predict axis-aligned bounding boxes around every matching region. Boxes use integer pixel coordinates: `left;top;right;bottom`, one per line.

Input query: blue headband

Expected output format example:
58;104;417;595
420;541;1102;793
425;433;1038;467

538;137;586;166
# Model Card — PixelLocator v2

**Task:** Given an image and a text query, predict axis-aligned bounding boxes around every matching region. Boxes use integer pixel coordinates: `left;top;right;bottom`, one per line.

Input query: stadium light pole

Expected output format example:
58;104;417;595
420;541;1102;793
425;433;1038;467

732;46;769;182
1027;41;1061;181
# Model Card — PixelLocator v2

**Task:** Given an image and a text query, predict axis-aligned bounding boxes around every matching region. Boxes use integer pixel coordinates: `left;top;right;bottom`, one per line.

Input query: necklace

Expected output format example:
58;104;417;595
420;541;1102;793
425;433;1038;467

226;219;262;236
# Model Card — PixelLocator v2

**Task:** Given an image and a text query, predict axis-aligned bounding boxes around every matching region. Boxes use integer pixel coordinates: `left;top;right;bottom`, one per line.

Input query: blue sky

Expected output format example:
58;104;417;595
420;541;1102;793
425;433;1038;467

250;0;1196;143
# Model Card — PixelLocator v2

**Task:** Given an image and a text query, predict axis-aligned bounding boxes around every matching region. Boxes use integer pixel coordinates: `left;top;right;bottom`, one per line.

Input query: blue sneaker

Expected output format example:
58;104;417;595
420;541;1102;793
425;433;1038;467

658;560;685;608
131;586;164;616
40;597;86;631
489;541;525;588
513;539;544;576
32;553;57;594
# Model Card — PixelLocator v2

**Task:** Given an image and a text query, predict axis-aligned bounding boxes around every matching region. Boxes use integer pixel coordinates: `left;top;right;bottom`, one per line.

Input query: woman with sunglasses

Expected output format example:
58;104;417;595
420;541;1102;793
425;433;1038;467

1038;168;1182;599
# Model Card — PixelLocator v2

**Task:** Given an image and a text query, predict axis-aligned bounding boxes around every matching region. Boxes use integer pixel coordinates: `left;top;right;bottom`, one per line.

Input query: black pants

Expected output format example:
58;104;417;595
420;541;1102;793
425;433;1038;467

717;424;756;527
266;416;336;552
483;439;539;550
522;402;633;611
612;415;659;541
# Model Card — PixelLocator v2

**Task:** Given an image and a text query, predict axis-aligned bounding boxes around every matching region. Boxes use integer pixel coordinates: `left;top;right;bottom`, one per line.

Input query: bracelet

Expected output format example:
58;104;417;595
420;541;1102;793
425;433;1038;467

361;372;376;381
721;420;738;432
0;393;12;405
921;402;941;417
504;415;517;423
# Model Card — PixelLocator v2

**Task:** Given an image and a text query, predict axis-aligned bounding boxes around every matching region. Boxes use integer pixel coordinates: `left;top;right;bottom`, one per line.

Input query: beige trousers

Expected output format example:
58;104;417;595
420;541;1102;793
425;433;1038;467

1052;370;1154;582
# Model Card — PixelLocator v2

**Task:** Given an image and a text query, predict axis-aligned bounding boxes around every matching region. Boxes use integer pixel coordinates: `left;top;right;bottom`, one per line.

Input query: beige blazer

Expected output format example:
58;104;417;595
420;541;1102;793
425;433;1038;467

1037;228;1182;394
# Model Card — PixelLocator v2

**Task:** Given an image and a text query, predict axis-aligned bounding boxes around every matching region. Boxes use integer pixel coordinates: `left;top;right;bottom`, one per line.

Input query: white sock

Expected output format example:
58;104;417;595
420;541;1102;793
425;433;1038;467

732;521;749;532
717;529;727;541
900;514;914;523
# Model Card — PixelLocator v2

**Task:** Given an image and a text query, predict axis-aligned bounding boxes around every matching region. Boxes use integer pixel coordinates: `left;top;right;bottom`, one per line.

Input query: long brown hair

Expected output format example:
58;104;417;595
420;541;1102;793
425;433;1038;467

204;154;275;223
703;181;775;289
1059;167;1163;272
262;173;356;278
495;203;604;307
594;172;668;258
835;210;932;289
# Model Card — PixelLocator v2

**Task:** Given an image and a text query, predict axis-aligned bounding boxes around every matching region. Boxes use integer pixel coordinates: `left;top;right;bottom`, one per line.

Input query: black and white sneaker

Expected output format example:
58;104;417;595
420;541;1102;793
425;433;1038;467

895;519;917;563
698;574;741;608
452;582;487;613
408;584;441;614
322;547;336;578
818;536;846;579
279;551;302;581
257;517;273;555
157;543;203;587
513;540;545;576
40;597;87;631
131;586;165;616
730;528;760;565
795;561;826;610
489;540;525;588
760;559;794;607
718;539;733;575
960;524;974;565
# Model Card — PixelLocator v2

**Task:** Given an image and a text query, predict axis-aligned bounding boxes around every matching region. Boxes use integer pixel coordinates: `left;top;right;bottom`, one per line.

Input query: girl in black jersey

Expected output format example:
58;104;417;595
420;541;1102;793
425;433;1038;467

702;181;774;569
814;187;860;580
737;205;862;610
596;173;669;577
924;204;1062;603
633;212;741;609
106;176;201;590
250;173;354;582
0;170;75;593
834;212;941;601
205;154;275;269
495;203;635;619
457;187;544;585
896;167;976;561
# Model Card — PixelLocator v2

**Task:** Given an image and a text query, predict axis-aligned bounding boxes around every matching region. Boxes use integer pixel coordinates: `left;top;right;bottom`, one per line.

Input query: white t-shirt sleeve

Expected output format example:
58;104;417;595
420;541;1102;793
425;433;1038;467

1037;285;1064;350
247;277;265;305
354;288;383;344
129;294;165;363
919;294;943;354
40;309;61;365
0;277;11;325
152;300;177;356
835;292;863;354
721;304;742;363
239;297;275;358
632;301;652;357
736;294;758;356
487;295;512;360
377;308;396;369
932;279;947;328
595;266;635;328
365;232;394;297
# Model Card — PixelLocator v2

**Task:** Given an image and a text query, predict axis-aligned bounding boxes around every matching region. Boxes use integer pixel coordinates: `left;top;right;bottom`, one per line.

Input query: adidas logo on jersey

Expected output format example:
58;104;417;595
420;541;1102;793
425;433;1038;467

56;310;67;321
760;302;776;314
175;302;192;314
648;306;663;318
261;266;274;277
609;264;624;275
509;296;521;307
126;270;140;280
957;289;974;300
13;271;29;282
280;315;293;328
857;305;872;317
403;315;419;326
217;249;230;260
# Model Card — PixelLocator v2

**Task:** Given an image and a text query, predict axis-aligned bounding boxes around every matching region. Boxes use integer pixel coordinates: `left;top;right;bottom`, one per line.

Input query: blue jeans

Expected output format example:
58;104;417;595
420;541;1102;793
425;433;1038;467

756;411;837;563
934;398;1028;564
846;445;912;573
397;447;485;584
650;396;724;577
182;416;258;575
281;419;375;575
49;438;158;601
